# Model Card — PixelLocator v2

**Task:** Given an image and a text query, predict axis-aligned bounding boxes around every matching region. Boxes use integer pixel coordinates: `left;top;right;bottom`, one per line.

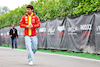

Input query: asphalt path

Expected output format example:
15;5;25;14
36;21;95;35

0;47;100;67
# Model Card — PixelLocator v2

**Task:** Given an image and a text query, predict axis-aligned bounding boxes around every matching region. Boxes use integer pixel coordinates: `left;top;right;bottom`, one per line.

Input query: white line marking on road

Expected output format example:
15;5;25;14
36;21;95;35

37;52;100;62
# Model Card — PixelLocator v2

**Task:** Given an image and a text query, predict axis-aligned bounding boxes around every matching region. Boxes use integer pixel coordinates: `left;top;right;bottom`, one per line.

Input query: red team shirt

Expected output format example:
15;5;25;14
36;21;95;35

19;13;40;36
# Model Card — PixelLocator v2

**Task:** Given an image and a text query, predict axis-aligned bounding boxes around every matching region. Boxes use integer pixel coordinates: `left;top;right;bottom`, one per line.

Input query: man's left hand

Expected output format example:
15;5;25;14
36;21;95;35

30;24;34;29
16;36;18;39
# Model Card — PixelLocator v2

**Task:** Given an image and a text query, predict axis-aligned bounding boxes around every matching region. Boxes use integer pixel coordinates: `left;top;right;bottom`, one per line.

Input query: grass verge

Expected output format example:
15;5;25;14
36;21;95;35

0;46;100;60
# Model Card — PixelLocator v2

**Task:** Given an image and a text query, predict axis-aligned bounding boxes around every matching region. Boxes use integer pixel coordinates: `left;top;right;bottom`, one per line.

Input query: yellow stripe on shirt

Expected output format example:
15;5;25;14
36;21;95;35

28;13;33;36
28;15;31;36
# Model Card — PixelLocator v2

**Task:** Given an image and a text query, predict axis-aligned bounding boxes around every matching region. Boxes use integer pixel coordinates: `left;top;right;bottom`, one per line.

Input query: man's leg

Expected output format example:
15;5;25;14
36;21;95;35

31;36;38;54
11;37;14;49
14;37;17;48
25;36;34;63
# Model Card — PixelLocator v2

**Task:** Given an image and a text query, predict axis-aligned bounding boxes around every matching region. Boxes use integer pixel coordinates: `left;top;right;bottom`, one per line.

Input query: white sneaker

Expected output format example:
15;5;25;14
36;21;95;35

28;62;33;66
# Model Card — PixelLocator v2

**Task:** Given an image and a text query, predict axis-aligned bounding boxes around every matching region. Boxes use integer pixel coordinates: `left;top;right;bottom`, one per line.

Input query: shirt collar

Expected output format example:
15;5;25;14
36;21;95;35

26;13;33;16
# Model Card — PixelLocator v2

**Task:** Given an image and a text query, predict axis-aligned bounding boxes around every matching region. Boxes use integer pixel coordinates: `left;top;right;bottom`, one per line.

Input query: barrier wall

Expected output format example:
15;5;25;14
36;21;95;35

0;13;100;54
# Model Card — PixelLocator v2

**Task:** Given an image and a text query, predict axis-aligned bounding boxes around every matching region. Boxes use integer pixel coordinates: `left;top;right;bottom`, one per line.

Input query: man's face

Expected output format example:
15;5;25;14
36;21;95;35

12;25;15;28
27;8;33;15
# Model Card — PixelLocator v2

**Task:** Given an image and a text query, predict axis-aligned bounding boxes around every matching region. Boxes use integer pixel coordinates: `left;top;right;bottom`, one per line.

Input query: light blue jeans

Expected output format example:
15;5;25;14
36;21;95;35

25;36;38;63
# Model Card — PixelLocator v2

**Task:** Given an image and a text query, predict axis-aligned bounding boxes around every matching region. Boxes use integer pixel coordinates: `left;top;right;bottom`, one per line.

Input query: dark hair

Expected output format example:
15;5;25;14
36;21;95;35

27;5;34;10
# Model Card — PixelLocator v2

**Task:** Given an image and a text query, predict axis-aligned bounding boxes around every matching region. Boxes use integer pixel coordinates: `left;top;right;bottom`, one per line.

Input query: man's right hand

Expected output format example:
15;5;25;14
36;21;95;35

10;35;12;37
26;25;33;29
26;25;31;29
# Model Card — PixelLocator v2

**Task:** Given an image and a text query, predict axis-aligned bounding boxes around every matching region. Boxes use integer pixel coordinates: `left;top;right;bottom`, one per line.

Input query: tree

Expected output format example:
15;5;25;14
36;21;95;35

0;0;100;28
0;6;9;15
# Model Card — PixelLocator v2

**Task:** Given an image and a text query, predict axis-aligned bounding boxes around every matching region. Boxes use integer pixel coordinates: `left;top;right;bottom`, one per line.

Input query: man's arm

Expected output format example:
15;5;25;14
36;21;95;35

9;29;12;37
16;29;18;38
33;16;40;28
19;16;26;28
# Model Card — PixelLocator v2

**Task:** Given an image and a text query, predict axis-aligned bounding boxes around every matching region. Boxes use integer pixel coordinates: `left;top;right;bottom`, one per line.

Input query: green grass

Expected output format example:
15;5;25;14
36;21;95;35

37;49;100;60
0;45;100;60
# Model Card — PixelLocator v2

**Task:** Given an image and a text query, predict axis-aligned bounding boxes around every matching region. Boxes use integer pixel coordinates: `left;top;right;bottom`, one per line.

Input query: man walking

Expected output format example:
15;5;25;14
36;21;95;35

19;5;40;65
9;24;18;49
